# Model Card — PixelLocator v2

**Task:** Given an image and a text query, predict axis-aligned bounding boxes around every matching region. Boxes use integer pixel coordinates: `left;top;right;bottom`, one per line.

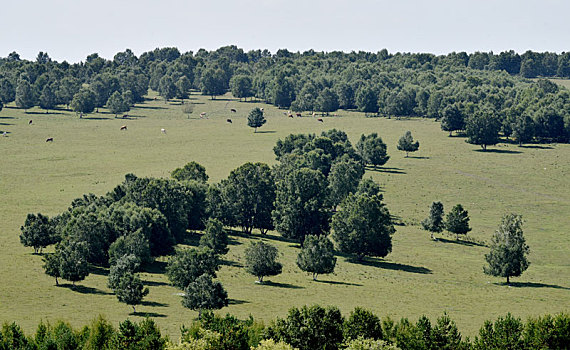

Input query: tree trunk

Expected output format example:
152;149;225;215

132;305;136;313
258;276;263;283
255;127;257;133
507;275;510;285
55;277;59;286
449;131;452;137
313;273;317;281
198;309;202;319
406;152;409;157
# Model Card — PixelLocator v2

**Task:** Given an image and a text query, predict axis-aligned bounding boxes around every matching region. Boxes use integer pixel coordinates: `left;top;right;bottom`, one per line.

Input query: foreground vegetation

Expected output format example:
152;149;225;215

2;309;568;349
1;87;569;337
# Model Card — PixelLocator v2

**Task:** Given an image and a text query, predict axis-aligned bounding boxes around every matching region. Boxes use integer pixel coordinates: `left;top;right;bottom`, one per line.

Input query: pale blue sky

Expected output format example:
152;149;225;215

1;0;567;63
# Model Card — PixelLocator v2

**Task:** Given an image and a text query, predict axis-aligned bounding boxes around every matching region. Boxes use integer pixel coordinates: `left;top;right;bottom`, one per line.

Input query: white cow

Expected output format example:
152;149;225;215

161;128;167;134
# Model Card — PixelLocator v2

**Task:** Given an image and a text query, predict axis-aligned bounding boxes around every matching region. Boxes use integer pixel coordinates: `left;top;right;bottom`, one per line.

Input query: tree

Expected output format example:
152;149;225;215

511;114;535;146
108;254;140;291
106;91;129;117
244;241;282;283
176;76;192;102
158;75;176;102
199;218;229;255
355;86;378;114
440;104;465;136
328;158;365;209
42;253;61;286
182;103;194;119
15;78;36;111
356;133;389;168
58;240;90;285
465;110;501;150
220;162;275;234
39;85;57;113
171;161;208;182
166;247;220;289
272;168;330;242
343;307;384;341
445;204;471;239
19;213;56;254
247;107;266;132
331;192;395;260
0;78;15;104
108;229;152;267
484;213;530;284
71;88;96;116
396;131;420;157
315;88;339;115
421;201;445;239
200;68;225;99
230;75;253;101
182;274;228;319
344;338;398;350
296;235;336;280
114;272;149;313
475;313;524;349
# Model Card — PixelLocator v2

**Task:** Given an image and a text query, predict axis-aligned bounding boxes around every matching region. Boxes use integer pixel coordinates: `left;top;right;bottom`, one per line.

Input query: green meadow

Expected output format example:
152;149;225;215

1;90;569;339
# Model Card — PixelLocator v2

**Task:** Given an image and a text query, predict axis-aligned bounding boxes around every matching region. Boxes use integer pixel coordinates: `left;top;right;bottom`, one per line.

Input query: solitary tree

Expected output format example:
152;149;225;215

42;253;61;286
397;131;420;157
356;133;389;168
182;274;228;319
247;107;266;133
296;235;337;280
166;247;220;289
107;91;130;117
445;204;471;239
421;201;445;240
114;272;149;313
466;110;501;150
332;192;395;260
484;213;530;284
20;213;56;254
182;103;194;119
244;241;282;283
199;218;229;255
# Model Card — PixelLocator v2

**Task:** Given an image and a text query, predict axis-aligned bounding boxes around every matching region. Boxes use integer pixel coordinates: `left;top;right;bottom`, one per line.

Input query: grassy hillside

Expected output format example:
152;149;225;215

1;91;568;338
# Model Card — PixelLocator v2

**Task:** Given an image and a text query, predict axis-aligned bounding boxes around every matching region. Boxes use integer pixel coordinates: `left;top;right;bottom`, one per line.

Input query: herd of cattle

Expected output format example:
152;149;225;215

2;107;332;142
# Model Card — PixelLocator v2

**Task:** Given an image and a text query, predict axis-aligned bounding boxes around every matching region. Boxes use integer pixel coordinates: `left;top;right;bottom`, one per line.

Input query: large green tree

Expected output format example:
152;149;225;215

296;235;337;280
396;131;420;157
106;91;130;117
466;109;501;150
230;75;253;101
71;88;96;115
272;168;330;242
445;204;471;239
20;213;57;254
484;213;530;284
166;248;220;289
171;161;208;183
331;192;395;260
356;133;389;168
440;103;465;136
247;107;266;133
421;201;445;239
15;79;36;111
182;274;228;319
315;88;339;115
58;240;90;286
328;158;365;209
244;241;283;283
39;85;57;113
199;218;229;255
114;272;149;313
158;75;176;101
200;68;225;99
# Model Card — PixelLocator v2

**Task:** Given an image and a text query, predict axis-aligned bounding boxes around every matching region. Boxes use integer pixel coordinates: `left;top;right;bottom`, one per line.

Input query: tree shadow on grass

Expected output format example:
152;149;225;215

131;311;167;318
141;300;169;307
493;282;570;290
228;229;298;245
60;284;113;295
261;281;304;289
82;117;111;120
255;130;277;134
228;298;250;305
406;156;430;159
135;105;167;110
143;280;169;287
0;122;14;126
519;145;554;150
314;279;362;287
221;259;243;268
437;237;487;247
25;111;64;115
0;116;16;119
366;166;406;174
473;149;522;154
89;265;109;276
347;257;432;274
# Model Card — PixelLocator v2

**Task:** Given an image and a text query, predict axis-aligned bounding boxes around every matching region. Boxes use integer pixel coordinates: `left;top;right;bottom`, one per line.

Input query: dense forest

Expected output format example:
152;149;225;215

1;47;570;144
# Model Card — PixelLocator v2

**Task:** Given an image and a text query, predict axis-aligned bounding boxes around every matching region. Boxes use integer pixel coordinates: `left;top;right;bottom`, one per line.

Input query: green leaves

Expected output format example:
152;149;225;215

244;241;282;283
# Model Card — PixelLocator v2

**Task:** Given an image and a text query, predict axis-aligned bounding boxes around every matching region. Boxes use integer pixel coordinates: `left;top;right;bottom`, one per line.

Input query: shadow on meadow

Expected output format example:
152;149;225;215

406;156;430;159
143;280;169;287
473;148;522;154
366;166;407;174
313;279;362;287
131;311;167;318
519;145;554;150
493;281;570;290
345;256;432;274
141;300;169;307
437;237;487;247
228;298;250;305
261;280;304;289
59;284;113;295
221;259;243;268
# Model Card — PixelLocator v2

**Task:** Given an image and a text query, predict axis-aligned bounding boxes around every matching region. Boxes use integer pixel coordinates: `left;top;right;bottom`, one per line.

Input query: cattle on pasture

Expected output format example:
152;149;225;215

46;137;53;142
296;113;302;117
120;125;127;130
317;118;323;122
230;108;237;113
161;128;167;134
29;120;32;125
227;119;232;123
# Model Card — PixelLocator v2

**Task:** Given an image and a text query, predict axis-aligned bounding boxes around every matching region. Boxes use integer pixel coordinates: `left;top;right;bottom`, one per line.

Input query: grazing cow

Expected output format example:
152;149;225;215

230;108;237;113
2;131;7;137
312;112;317;117
161;128;167;134
296;113;302;117
226;119;232;123
200;112;207;119
317;118;323;122
46;137;53;142
288;114;294;118
122;114;128;119
260;108;264;112
29;120;33;125
120;125;127;130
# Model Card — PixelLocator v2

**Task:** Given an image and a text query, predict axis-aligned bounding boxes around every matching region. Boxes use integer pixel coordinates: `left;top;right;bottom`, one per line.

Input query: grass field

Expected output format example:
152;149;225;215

1;91;569;339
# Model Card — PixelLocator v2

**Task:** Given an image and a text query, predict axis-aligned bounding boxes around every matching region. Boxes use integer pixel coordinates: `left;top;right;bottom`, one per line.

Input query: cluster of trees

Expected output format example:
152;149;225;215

421;202;471;240
2;47;570;142
175;307;569;350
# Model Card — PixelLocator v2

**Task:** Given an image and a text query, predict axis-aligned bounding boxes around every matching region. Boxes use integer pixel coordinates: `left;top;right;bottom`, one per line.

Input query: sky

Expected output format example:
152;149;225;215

1;0;568;63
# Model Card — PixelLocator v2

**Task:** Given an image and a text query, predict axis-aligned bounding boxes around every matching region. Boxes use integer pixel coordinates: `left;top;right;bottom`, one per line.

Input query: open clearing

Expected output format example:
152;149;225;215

1;91;569;338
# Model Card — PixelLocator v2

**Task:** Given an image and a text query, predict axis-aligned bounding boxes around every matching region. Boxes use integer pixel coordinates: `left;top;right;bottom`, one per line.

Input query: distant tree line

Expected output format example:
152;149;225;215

1;308;568;349
1;47;570;142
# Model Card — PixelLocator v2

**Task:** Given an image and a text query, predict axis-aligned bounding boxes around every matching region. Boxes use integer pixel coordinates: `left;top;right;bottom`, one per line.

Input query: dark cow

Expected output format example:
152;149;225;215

46;137;54;142
296;113;302;117
288;114;294;118
122;114;128;119
29;120;33;125
317;118;323;122
227;119;232;123
230;108;237;113
120;125;127;130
